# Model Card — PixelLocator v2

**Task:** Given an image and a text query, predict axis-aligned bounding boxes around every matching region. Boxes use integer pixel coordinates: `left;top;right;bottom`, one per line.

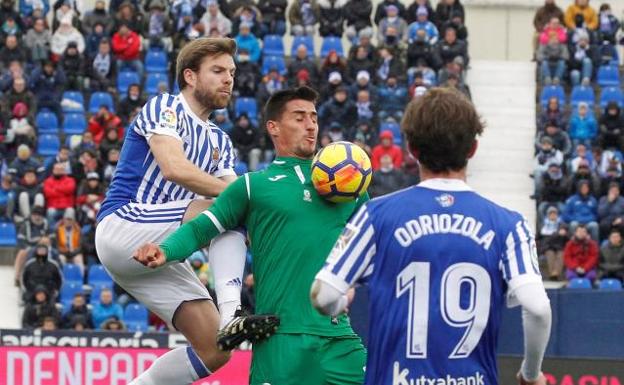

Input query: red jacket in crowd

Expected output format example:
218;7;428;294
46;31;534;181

88;113;124;145
43;175;76;209
111;30;141;61
371;130;404;170
563;237;599;272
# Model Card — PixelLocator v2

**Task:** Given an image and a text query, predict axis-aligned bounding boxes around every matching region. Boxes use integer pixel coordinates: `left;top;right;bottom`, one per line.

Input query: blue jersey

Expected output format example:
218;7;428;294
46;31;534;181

316;179;542;385
98;93;236;222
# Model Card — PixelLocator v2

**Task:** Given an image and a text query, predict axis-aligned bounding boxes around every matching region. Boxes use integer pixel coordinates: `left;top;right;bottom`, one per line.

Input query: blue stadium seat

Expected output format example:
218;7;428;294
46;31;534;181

262;34;285;57
89;92;115;114
598;278;622;290
597;65;620;87
145;48;168;73
261;55;287;76
540;85;565;108
0;222;17;246
87;264;113;288
123;303;149;332
145;72;170;95
234;161;248;175
380;121;402;145
567;277;592;289
62;264;83;285
234;97;258;120
62;91;85;113
320;36;344;58
35;111;59;134
291;35;315;57
62;112;87;135
37;134;60;157
600;86;624;108
570;85;595;107
59;282;82;308
117;70;141;94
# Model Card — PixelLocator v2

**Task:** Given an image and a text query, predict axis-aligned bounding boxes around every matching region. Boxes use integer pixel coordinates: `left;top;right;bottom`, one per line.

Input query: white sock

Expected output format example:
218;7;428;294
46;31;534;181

208;230;246;328
130;346;210;385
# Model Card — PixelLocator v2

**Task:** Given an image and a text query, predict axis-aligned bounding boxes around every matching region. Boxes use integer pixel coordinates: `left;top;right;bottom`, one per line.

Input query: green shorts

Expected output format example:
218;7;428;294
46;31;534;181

250;333;367;385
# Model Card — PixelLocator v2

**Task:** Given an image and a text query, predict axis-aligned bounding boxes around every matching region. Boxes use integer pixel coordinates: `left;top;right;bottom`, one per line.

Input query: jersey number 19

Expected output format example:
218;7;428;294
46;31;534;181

396;262;491;359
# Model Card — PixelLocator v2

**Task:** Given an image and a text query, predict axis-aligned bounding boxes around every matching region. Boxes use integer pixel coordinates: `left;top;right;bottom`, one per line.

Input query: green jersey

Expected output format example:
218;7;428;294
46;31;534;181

161;157;367;336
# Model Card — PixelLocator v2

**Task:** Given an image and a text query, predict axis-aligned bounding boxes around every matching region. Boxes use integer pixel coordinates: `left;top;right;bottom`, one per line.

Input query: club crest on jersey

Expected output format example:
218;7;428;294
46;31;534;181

436;193;455;207
159;107;177;130
212;147;220;162
303;189;312;202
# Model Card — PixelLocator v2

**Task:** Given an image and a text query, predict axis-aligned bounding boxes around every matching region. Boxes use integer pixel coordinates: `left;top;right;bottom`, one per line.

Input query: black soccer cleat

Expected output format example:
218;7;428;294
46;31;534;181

217;310;280;351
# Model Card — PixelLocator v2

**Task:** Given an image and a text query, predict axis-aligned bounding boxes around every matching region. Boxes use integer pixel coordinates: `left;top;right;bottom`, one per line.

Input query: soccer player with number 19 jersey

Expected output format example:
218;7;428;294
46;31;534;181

312;88;552;385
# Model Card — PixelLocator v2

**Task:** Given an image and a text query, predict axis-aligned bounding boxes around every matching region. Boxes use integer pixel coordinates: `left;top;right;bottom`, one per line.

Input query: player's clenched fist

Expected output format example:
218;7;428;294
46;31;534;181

133;243;166;268
517;372;547;385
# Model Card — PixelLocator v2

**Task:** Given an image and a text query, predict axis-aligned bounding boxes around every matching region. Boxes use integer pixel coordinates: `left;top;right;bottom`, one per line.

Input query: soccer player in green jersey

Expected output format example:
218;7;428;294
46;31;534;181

134;86;367;385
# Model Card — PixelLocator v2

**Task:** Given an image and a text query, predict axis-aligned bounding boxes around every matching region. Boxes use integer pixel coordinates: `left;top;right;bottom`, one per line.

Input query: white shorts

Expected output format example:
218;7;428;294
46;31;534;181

95;200;212;326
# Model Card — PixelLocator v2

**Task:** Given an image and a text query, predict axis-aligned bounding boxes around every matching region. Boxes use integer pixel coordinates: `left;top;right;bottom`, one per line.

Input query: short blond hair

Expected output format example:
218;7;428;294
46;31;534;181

176;38;237;90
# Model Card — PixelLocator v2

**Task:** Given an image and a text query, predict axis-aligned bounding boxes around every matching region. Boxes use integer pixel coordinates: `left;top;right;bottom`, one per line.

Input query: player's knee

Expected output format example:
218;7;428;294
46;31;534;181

194;347;231;373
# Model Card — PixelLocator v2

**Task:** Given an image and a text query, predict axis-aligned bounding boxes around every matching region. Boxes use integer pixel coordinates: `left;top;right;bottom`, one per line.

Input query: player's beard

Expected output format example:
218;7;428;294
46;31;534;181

295;139;317;159
194;83;230;110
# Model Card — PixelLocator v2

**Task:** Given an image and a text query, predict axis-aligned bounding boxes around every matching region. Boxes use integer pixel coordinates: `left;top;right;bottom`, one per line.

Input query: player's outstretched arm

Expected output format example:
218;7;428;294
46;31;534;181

150;135;229;197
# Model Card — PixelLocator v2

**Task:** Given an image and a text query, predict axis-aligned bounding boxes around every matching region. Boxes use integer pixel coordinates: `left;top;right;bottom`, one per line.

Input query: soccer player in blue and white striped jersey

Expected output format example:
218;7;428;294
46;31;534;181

312;88;552;385
95;38;254;385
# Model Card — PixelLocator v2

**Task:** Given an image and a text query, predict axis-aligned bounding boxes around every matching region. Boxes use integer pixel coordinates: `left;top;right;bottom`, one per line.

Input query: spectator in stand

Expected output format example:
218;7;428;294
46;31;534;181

318;0;346;37
76;172;104;224
0;175;14;221
350;70;377;101
51;16;85;58
538;17;567;45
373;0;406;25
569;142;595;173
103;148;119;185
117;84;144;124
13;206;51;281
73;148;101;182
142;0;173;52
256;67;286;106
231;114;262;171
596;3;619;43
348;28;379;63
257;0;287;36
564;0;598;30
92;287;124;329
98;128;122;164
569;102;598;147
85;21;106;59
13;168;45;222
537;163;568;218
598;181;624;238
599;101;624;150
444;72;471;99
2;77;36;121
81;218;98;266
378;75;408;122
435;0;464;28
88;37;116;92
563;180;599;240
231;5;262;37
376;46;405;84
28;60;66;119
369;154;405;197
22;285;60;329
371;130;403;170
22;241;62;294
441;9;467;41
233;48;261;96
321;49;348;84
537;31;569;85
319;86;357;132
536;121;572;157
326;121;345;142
568;30;597;86
569;159;601;197
377;5;408;48
200;0;232;38
289;0;320;36
62;293;94;329
534;136;564;180
538;206;566;280
101;318;126;331
534;0;564;33
60;41;85;90
352;120;377;149
111;21;142;77
43;162;76;225
44;146;72;178
287;44;319;86
597;148;623;179
564;224;599;281
434;26;468;72
211;109;233;133
355;89;377;126
0;35;29;67
598;228;624;282
408;6;439;45
0;60;26;94
347;46;376;82
8;145;44;181
539;97;568;132
88;105;123;145
344;0;372;42
7;102;35;150
113;1;143;32
55;208;83;268
82;0;112;35
406;0;436;25
234;22;260;64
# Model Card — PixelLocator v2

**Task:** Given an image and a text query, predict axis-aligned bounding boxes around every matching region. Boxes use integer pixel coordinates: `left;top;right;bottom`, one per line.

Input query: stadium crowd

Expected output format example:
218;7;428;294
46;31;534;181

533;0;624;286
0;0;470;330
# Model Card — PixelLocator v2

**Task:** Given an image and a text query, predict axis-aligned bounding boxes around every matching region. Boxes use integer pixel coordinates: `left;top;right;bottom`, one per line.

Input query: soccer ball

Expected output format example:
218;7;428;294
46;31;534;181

311;141;372;203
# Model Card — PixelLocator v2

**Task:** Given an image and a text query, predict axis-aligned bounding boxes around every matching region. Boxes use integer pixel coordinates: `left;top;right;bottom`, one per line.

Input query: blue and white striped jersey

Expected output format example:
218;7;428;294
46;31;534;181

316;178;542;385
98;93;236;222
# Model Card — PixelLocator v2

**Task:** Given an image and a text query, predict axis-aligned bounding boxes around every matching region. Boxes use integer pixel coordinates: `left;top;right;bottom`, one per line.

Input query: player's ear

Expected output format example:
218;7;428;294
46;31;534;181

183;68;196;88
467;140;478;159
266;120;279;137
